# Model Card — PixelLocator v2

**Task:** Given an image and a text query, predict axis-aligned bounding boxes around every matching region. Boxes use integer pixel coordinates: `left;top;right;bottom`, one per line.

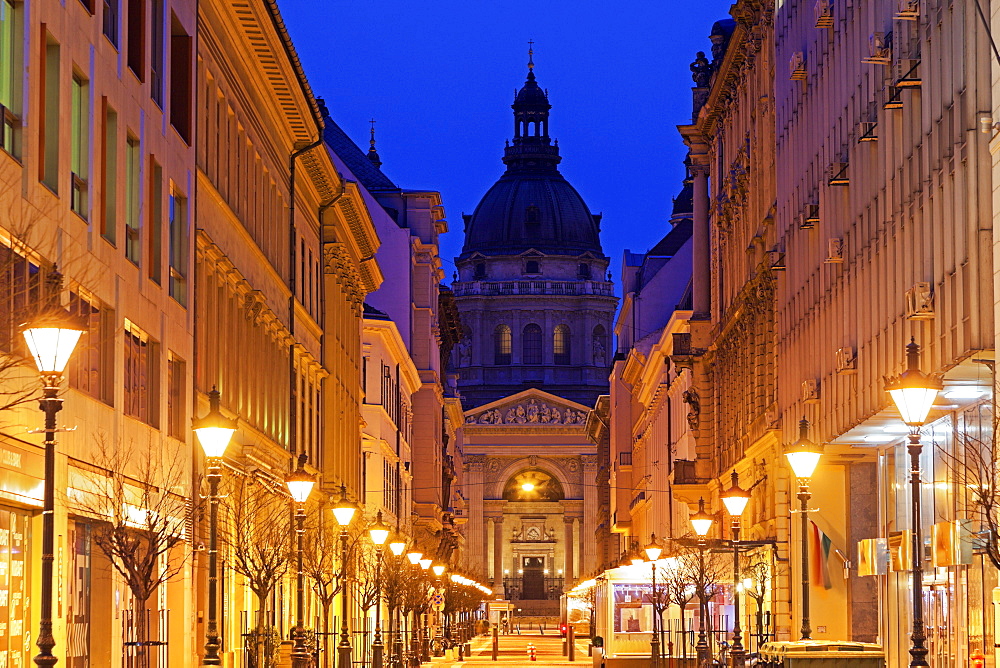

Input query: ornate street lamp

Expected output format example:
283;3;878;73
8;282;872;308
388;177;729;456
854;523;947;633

721;472;751;667
387;526;407;667
643;534;663;668
285;455;316;668
885;338;941;668
785;417;823;641
23;298;84;668
690;498;714;666
332;485;359;668
192;387;237;666
368;511;391;668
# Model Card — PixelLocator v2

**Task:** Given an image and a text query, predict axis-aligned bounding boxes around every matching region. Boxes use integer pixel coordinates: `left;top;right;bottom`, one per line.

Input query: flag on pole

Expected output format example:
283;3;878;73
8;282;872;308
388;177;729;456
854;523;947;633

810;521;833;589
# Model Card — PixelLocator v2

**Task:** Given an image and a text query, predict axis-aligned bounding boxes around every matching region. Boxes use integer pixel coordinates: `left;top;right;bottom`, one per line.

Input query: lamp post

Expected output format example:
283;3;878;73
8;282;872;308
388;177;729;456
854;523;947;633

431;561;447;657
332;485;360;668
368;511;391;668
23;304;84;668
785;418;823;641
193;387;237;666
643;535;663;668
690;498;714;667
387;529;408;668
285;455;317;668
885;338;941;668
721;473;751;667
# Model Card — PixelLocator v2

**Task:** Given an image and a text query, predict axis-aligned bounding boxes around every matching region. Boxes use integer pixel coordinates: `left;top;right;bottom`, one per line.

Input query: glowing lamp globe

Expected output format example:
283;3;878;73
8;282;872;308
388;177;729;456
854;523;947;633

368;511;391;546
407;550;423;565
643;535;662;562
22;316;84;375
193;387;237;459
389;533;407;556
721;472;751;517
331;485;359;527
432;562;446;577
284;455;316;504
690;498;714;537
885;339;942;427
785;418;823;480
419;558;432;570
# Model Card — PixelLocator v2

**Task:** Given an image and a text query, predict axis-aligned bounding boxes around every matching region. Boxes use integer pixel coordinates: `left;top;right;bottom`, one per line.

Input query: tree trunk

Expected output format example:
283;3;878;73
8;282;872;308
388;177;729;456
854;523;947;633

321;599;332;668
134;597;150;668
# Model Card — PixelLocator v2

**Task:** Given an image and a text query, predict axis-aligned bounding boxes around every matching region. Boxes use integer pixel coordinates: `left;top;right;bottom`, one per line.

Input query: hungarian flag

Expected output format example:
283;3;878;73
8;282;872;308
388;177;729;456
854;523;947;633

810;521;833;589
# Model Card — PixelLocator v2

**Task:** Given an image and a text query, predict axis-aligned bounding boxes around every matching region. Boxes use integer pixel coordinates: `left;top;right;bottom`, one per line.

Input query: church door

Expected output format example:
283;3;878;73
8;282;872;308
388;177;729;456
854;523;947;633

521;557;545;599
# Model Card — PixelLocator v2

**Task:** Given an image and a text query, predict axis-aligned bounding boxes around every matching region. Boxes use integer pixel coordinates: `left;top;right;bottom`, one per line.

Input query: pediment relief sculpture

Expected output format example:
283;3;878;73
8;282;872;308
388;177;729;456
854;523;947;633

466;397;588;426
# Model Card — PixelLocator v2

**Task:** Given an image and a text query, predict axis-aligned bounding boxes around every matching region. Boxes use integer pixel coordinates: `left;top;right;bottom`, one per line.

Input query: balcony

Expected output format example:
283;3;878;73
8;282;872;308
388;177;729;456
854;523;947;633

453;279;615;298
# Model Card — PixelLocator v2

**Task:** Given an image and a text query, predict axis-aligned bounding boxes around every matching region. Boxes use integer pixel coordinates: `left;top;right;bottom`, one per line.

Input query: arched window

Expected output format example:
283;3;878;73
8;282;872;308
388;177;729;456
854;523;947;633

592;325;608;366
524;260;540;274
578;263;592;279
474;262;486;279
553;325;571;365
494;324;512;365
522;324;542;365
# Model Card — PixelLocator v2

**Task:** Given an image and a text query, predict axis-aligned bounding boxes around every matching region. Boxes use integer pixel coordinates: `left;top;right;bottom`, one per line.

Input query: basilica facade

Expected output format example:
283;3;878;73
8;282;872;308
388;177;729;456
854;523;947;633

453;55;617;611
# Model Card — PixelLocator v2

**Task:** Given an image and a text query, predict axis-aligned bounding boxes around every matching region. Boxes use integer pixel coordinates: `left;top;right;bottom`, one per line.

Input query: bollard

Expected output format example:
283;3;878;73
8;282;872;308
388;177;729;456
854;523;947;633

492;625;499;661
527;643;537;661
568;625;575;661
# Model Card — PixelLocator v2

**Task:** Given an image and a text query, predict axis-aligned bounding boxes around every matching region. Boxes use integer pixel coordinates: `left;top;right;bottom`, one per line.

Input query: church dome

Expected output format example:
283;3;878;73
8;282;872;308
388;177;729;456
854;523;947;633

459;57;604;260
461;172;602;257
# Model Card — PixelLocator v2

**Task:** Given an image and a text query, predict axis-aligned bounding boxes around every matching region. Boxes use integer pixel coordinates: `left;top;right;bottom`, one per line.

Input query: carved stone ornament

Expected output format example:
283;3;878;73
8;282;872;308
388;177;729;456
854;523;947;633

465;397;589;426
682;388;701;431
487;458;501;473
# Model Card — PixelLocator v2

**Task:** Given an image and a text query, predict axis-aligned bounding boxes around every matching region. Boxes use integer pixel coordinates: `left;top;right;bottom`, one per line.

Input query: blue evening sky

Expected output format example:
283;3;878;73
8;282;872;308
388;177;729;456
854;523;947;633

278;0;735;284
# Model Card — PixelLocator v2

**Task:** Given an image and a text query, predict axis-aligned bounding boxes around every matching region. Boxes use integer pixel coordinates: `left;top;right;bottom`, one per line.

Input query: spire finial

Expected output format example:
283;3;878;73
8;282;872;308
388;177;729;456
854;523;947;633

528;39;535;70
367;118;382;169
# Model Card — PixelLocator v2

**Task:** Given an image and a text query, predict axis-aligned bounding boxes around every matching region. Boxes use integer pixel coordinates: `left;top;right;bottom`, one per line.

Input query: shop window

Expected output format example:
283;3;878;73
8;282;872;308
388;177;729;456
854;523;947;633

68;290;114;404
0;0;23;157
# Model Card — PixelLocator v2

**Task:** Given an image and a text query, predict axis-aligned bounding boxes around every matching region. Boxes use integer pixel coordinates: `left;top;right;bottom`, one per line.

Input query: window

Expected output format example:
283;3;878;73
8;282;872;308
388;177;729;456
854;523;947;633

78;0;95;13
553;325;571;365
493;324;511;365
149;0;163;106
68;290;113;403
522;324;542;365
592;325;608;366
525;204;540;237
101;102;117;243
123;319;158;427
168;190;187;304
0;244;42;352
148;159;162;283
168;13;191;142
525;205;539;223
126;0;145;80
70;73;89;217
524;260;540;274
578;263;591;279
102;0;119;47
39;32;60;191
166;353;184;438
474;262;486;279
0;0;22;156
125;134;140;264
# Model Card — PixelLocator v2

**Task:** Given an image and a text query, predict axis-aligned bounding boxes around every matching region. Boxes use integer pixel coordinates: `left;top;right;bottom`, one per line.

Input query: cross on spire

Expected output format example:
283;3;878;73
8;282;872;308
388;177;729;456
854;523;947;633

367;118;382;169
528;40;535;71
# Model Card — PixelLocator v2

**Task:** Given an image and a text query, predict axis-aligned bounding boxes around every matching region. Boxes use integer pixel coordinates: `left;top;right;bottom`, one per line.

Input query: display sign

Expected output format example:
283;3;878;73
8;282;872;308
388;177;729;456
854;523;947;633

611;583;653;634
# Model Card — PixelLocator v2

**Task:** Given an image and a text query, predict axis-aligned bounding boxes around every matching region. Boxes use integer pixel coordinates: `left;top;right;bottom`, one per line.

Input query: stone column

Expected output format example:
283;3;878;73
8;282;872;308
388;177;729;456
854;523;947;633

493;516;504;596
487;517;495;579
573;517;581;579
581;455;599;575
691;162;710;316
564;518;575;588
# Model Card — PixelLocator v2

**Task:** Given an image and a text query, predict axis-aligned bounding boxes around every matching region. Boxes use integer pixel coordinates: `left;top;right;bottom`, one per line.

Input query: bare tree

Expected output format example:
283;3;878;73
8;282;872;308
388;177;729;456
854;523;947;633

741;549;781;650
70;435;193;668
222;474;291;666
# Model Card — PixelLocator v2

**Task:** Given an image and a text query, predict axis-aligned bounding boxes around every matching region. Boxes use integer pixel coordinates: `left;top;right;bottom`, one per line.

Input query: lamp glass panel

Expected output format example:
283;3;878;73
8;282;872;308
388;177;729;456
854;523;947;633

332;505;357;527
285;478;315;504
691;517;713;536
389;540;407;556
407;551;423;564
369;526;390;546
23;326;84;374
785;450;821;479
722;494;750;517
644;545;662;561
889;386;939;426
419;558;432;570
432;564;446;576
195;426;235;459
